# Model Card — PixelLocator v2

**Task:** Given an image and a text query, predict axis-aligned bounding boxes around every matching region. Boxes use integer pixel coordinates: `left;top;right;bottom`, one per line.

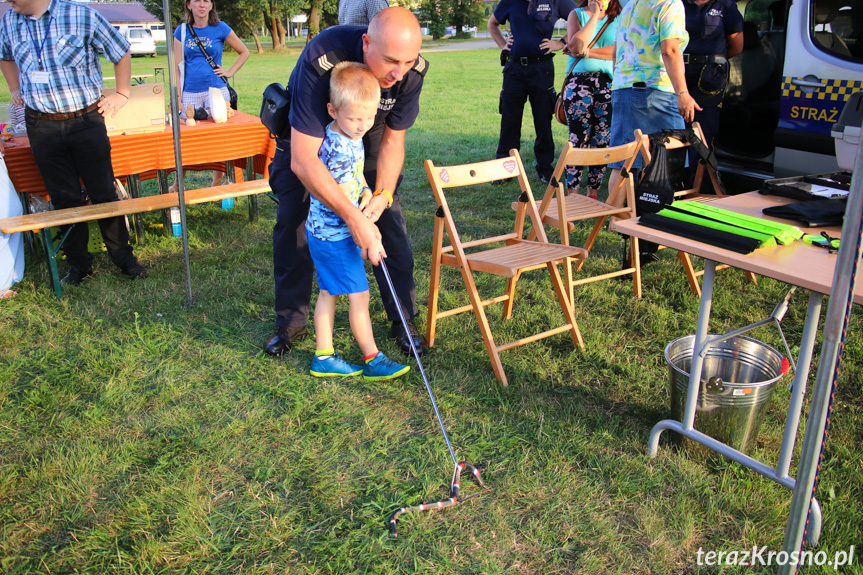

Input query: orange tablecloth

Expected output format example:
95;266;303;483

3;111;275;194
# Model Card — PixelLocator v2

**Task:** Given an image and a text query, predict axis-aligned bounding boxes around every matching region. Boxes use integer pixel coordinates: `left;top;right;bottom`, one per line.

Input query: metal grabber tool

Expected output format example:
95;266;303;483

377;257;488;536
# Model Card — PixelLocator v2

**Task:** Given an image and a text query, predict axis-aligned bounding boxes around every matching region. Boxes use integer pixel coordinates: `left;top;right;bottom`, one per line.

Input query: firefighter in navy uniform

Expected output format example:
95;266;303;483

264;7;429;357
489;0;575;184
682;0;744;152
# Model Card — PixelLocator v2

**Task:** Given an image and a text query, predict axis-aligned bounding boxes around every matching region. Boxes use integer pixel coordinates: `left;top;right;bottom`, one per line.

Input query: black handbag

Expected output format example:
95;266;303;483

260;82;291;138
186;24;238;110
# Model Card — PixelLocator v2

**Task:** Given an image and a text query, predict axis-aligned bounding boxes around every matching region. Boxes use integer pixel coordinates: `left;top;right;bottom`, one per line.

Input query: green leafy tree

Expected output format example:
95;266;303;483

419;0;447;40
449;0;484;38
420;0;484;40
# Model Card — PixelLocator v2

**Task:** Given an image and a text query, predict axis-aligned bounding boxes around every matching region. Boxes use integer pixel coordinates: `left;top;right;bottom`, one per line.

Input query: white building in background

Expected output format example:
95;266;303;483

0;2;165;41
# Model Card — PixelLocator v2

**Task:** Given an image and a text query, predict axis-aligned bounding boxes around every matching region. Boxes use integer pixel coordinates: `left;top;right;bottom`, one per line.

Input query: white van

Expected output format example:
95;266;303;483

715;0;862;179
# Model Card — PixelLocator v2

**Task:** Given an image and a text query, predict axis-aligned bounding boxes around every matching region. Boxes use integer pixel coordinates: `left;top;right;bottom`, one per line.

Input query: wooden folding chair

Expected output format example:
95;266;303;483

640;122;758;296
425;150;588;387
528;133;646;302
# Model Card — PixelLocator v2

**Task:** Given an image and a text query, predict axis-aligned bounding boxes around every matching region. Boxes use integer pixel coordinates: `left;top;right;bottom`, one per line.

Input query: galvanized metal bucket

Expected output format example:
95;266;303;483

666;334;789;455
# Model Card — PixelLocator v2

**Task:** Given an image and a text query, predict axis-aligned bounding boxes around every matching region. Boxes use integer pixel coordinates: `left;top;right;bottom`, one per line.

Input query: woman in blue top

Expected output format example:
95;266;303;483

172;0;249;186
562;0;620;200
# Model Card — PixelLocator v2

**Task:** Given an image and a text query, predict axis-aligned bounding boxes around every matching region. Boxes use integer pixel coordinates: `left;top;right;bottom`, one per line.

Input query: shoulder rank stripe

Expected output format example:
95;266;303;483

312;49;349;76
412;55;429;77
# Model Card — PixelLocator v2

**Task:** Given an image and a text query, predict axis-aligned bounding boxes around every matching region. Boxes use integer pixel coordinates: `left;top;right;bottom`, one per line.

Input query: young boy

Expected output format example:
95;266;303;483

306;62;410;381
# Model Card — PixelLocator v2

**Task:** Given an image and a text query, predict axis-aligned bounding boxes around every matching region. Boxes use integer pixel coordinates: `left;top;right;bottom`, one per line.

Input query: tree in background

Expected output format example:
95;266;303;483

449;0;484;38
306;0;339;42
420;0;483;40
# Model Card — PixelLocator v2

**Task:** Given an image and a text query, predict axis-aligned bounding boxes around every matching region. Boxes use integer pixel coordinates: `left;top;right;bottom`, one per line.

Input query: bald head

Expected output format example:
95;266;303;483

363;7;423;89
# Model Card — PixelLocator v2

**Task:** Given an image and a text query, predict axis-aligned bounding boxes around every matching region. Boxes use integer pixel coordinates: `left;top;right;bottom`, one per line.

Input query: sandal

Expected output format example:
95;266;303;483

0;289;18;299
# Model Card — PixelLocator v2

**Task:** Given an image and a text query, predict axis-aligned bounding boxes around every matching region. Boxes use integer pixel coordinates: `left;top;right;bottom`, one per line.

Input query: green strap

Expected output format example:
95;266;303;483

656;207;777;248
672;201;803;244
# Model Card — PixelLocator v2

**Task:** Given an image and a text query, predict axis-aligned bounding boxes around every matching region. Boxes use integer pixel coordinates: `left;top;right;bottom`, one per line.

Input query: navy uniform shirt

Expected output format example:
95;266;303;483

684;0;743;56
287;25;427;140
493;0;575;59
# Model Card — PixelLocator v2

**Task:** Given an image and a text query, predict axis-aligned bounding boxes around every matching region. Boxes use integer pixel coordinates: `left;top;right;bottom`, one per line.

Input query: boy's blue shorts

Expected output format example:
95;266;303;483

609;86;685;169
307;232;369;296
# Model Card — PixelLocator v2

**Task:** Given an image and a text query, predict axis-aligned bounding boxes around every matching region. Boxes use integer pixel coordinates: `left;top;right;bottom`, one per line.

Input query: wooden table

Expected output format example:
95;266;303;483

3;111;275;239
104;73;154;85
614;191;861;549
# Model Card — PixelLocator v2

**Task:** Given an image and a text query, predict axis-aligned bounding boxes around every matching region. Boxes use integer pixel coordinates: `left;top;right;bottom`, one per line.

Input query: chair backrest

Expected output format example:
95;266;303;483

425;150;551;255
546;131;645;211
638;122;724;199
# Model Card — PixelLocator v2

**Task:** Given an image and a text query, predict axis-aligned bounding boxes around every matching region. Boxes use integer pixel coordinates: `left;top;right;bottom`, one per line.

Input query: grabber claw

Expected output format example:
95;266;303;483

388;461;487;536
378;258;491;537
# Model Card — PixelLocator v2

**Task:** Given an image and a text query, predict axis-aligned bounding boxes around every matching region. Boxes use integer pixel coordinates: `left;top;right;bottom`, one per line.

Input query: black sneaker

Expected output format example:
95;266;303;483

491;177;513;186
60;267;93;286
538;173;552;184
123;260;148;280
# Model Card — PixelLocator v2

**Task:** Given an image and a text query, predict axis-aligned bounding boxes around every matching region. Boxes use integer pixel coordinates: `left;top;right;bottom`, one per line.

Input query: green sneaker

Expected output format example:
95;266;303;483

310;353;363;377
363;352;410;381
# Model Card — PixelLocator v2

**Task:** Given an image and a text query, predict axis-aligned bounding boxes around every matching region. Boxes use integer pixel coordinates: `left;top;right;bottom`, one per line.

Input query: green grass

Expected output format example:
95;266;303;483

1;49;861;574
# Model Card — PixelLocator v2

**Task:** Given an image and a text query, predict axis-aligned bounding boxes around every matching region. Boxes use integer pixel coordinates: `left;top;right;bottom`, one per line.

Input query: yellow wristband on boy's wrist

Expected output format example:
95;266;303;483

373;188;393;207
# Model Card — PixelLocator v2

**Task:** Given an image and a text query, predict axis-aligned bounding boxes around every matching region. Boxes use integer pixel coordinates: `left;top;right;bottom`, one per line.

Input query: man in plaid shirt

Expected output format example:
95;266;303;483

0;0;147;285
338;0;389;26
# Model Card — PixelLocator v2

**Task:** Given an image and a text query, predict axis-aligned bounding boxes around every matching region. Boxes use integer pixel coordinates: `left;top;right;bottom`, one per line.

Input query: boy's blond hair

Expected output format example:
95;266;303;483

329;62;381;111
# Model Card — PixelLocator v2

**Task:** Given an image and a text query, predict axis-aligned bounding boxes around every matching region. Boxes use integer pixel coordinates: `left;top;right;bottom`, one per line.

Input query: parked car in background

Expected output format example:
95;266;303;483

125;28;156;57
462;25;478;33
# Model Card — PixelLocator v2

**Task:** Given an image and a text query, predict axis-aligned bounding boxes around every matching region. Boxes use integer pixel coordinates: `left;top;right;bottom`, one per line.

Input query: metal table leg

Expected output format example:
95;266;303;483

125;174;146;245
157;169;172;236
245;156;257;222
42;224;74;300
648;262;826;541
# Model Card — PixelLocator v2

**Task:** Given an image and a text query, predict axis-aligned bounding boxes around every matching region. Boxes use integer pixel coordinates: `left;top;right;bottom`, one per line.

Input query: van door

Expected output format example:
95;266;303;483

716;0;862;178
715;0;787;174
776;0;863;176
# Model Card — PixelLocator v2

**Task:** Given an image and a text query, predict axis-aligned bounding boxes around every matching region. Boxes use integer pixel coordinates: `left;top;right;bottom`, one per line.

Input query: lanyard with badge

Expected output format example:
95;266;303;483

26;15;53;85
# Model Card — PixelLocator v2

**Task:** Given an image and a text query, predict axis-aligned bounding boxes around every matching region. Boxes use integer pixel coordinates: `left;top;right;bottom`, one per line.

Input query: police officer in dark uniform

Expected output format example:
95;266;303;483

683;0;744;151
489;0;575;183
264;7;429;356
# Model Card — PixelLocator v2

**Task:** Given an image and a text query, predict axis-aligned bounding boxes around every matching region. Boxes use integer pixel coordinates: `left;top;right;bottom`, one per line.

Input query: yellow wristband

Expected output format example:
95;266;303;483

373;188;393;207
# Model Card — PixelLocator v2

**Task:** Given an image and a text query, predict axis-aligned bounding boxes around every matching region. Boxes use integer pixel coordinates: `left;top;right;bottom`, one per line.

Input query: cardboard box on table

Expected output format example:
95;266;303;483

102;83;166;135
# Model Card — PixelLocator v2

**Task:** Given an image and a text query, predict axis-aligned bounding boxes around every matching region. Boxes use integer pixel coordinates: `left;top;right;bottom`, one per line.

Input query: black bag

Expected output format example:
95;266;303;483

762;198;847;227
226;84;238;110
260;83;291;139
634;134;676;215
187;24;238;110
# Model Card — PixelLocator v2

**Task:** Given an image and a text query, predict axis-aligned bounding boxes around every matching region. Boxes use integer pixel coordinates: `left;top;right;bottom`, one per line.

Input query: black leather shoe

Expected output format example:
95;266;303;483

390;319;428;356
122;260;148;280
60;267;93;286
491;177;513;186
264;325;308;356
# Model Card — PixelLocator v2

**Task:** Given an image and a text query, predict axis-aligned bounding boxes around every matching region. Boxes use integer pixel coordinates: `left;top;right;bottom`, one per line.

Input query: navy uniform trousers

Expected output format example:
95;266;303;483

496;58;556;177
270;135;418;331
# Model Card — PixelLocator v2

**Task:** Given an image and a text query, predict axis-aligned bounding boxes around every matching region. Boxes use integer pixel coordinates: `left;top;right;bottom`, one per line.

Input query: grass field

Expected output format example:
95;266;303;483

0;45;861;574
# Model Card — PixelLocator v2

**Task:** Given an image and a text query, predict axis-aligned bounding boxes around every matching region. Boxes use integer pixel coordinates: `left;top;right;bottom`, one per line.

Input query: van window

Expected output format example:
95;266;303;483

128;29;153;39
811;0;863;63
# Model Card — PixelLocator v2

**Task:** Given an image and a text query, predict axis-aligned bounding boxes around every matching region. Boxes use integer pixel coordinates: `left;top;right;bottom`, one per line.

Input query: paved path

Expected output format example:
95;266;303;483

422;39;498;53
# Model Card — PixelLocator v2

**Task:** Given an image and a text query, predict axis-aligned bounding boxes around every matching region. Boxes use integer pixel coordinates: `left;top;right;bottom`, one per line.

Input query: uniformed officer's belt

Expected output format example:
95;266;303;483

683;54;727;65
25;100;101;121
508;53;555;66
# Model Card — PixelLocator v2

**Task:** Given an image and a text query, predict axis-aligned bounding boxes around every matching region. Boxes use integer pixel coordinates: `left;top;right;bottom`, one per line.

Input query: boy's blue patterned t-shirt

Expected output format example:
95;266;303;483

306;122;365;242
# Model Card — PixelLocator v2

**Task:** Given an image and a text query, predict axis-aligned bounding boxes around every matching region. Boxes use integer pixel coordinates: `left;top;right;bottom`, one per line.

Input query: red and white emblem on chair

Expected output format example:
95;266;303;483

439;169;450;183
502;159;516;173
